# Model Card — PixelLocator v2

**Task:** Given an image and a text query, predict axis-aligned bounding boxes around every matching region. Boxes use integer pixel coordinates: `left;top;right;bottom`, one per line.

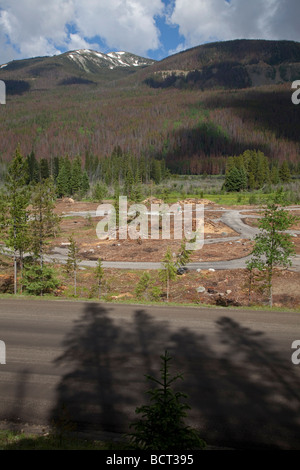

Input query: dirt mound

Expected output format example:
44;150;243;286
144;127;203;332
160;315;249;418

142;197;215;206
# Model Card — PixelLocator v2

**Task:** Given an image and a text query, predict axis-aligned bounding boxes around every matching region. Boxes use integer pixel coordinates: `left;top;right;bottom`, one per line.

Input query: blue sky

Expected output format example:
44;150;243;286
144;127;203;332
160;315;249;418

0;0;299;64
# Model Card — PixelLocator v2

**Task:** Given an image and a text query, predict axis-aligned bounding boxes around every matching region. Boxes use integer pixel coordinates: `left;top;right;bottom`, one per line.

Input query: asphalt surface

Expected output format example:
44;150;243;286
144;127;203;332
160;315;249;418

0;299;299;449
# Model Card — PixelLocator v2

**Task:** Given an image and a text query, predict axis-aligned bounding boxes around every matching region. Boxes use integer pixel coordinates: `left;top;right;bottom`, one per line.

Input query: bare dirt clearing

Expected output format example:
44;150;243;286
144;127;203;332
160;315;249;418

50;199;250;263
2;199;298;308
47;199;300;262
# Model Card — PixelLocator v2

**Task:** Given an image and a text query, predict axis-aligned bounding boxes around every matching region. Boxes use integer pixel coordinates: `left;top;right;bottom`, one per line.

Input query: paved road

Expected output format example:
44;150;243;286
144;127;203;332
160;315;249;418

0;299;299;449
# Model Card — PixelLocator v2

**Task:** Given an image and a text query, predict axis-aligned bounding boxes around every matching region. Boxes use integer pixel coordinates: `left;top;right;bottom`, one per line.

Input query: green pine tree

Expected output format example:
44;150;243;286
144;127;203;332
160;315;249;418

113;184;120;229
270;165;280;185
80;170;90;195
223;166;246;192
176;239;192;269
159;247;177;302
135;272;152;299
65;235;80;296
279;161;291;183
151;160;162;185
4;147;31;294
56;158;71;197
246;191;297;306
92;182;107;202
26;151;40;184
40;158;50;181
29;178;60;268
124;167;134;199
23;264;59;296
95;258;104;299
128;351;206;451
71;156;83;195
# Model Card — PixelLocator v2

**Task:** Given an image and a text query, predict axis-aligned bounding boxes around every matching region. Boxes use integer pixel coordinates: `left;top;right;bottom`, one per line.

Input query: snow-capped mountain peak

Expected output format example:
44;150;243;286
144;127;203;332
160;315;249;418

65;49;155;72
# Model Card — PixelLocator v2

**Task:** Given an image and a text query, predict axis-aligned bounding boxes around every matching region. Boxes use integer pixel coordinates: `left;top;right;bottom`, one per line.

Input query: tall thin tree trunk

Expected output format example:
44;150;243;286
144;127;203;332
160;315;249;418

19;252;23;294
74;269;77;296
40;250;44;296
40;247;43;269
268;269;273;307
39;209;43;270
167;273;169;302
248;269;253;305
13;251;17;295
13;222;17;294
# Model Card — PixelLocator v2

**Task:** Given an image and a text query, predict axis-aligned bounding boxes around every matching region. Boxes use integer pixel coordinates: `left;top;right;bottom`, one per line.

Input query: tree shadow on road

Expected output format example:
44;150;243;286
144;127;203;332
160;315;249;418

51;303;300;449
171;317;300;449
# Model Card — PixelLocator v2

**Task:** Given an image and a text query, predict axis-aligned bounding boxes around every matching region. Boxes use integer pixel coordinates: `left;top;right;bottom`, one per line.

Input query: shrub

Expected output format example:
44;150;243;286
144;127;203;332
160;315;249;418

249;193;258;205
23;264;59;296
135;272;152;299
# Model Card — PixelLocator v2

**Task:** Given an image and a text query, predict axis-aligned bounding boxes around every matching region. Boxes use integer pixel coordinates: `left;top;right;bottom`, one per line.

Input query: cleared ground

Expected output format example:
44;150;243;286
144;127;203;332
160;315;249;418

0;198;299;308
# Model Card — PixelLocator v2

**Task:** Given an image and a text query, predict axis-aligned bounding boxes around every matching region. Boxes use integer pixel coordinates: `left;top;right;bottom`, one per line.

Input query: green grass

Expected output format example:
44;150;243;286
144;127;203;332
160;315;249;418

0;292;298;313
153;188;276;206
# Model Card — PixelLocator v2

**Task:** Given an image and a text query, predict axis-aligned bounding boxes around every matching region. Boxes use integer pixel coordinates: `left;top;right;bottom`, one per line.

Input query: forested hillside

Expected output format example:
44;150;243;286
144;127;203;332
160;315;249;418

0;40;299;178
141;39;300;90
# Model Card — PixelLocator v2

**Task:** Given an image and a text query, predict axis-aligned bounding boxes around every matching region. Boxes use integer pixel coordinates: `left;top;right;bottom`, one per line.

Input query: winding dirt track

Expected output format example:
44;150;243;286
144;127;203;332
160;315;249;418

47;206;300;272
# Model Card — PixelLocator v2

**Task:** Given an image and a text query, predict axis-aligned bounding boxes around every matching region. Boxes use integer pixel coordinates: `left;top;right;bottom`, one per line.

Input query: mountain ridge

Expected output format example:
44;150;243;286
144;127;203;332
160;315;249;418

1;39;300;92
140;39;300;90
0;39;299;173
0;49;155;91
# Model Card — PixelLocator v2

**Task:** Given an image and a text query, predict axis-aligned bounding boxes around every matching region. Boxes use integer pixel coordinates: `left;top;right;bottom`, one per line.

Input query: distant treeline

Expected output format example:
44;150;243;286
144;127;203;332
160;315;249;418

223;149;292;192
0;147;168;198
0;146;296;199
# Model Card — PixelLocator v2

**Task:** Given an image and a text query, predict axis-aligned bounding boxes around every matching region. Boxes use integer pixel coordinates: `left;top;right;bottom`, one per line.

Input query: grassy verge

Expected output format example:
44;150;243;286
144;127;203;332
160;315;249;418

0;430;129;450
0;292;299;313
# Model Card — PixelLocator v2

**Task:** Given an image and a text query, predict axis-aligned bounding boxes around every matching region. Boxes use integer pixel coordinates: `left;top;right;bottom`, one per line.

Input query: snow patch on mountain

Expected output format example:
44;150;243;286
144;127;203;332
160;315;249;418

65;49;155;73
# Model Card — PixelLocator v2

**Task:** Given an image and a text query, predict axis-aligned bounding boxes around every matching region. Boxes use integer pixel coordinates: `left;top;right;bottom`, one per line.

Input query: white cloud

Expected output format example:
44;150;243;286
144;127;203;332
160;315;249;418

67;33;99;52
168;0;300;52
167;42;186;57
0;0;299;64
0;0;74;60
0;0;164;63
73;0;164;54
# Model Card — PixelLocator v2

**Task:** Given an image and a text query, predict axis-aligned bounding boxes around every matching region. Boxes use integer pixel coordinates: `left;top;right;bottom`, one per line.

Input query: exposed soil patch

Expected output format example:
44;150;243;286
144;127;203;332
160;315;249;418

58;266;300;309
54;199;101;215
242;217;260;228
47;200;299;263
